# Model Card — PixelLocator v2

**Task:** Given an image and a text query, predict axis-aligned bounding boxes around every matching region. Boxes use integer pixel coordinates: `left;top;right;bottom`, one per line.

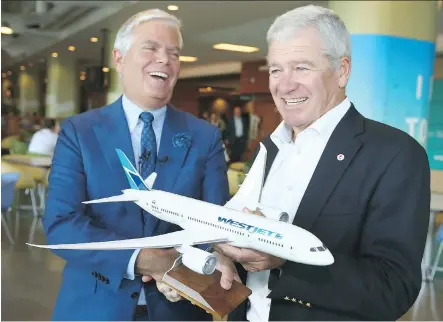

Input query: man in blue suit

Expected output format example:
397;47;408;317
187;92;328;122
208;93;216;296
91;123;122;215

43;9;234;321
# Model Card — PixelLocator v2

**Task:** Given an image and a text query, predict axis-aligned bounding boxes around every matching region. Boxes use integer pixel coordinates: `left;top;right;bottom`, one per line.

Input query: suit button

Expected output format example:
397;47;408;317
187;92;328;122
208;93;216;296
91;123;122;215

131;292;139;299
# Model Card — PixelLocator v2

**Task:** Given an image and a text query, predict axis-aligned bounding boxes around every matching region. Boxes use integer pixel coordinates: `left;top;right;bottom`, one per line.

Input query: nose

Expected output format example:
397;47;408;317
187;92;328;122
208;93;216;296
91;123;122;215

155;49;170;65
278;70;300;93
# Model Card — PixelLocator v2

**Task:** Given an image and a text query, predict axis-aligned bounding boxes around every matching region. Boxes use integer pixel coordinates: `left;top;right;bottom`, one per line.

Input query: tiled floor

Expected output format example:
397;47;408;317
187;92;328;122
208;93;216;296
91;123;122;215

2;209;443;321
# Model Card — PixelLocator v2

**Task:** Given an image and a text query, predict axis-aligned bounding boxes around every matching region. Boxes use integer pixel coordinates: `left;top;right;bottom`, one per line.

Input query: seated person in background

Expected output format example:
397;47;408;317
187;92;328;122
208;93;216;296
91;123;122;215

27;118;60;156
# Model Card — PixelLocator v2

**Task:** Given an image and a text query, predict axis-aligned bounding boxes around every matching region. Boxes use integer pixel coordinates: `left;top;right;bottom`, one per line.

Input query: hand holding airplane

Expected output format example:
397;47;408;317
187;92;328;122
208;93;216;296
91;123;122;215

214;208;286;272
27;143;334;281
215;207;286;273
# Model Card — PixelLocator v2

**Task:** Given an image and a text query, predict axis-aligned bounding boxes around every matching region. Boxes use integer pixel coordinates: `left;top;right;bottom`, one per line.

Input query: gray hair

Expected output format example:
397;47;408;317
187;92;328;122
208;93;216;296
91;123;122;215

267;5;350;70
114;9;183;56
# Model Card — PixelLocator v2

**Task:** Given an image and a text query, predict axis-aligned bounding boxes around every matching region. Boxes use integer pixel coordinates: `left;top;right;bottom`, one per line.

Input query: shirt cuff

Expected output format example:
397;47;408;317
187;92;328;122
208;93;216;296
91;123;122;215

124;249;142;280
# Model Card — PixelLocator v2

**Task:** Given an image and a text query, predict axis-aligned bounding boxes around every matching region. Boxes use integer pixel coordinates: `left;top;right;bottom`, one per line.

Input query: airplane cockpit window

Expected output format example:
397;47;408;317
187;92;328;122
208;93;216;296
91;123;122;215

310;247;317;252
316;246;325;251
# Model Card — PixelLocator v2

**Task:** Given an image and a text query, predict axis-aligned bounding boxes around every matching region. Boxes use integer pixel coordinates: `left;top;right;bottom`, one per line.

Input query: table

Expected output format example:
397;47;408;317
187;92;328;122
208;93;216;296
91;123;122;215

3;154;52;168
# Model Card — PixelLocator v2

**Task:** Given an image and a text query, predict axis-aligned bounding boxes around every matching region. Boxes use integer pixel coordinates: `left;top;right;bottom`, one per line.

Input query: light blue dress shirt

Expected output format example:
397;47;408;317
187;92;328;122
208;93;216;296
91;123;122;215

121;95;167;303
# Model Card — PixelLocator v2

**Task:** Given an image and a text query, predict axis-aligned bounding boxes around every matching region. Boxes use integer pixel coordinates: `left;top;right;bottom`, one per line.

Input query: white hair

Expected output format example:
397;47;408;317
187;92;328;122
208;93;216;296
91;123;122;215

114;9;183;56
267;5;350;70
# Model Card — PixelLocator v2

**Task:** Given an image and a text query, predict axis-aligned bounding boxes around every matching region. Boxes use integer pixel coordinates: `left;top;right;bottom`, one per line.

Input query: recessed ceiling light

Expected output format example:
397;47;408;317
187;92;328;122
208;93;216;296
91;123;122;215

68;45;76;52
102;67;110;73
213;43;259;53
168;5;179;11
90;37;99;43
179;56;198;62
1;26;13;35
52;52;58;58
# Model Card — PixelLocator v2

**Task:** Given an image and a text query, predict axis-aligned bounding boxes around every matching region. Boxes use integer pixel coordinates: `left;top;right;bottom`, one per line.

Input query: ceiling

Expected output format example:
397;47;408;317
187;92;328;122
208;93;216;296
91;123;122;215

2;0;443;76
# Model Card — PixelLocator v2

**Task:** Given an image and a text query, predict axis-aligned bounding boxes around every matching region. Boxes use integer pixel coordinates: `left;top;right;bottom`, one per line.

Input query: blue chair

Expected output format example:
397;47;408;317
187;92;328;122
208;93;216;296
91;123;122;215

1;172;20;244
429;223;443;281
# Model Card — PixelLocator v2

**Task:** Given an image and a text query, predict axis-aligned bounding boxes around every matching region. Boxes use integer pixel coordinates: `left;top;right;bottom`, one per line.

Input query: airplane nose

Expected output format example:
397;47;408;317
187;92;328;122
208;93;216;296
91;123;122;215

324;250;334;265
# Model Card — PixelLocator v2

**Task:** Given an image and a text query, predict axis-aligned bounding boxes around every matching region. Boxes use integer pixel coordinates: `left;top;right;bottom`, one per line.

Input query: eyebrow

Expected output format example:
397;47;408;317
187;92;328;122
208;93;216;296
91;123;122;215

267;60;316;69
292;60;315;67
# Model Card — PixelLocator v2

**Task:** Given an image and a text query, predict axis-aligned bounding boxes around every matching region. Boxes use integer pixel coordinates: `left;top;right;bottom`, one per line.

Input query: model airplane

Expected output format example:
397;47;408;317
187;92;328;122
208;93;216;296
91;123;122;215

27;143;334;275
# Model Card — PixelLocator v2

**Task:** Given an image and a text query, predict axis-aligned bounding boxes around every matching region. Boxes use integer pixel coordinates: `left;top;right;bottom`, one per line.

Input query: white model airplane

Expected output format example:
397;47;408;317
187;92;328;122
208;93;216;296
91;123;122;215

27;143;334;275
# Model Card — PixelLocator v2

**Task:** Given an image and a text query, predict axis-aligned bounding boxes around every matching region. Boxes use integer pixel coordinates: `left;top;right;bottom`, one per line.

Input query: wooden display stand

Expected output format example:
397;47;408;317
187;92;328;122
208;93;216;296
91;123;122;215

162;259;251;320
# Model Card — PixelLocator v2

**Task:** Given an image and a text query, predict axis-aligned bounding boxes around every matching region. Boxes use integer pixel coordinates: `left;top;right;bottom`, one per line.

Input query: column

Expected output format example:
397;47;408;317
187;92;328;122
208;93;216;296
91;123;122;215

330;1;438;148
45;52;79;118
18;67;40;115
105;29;123;105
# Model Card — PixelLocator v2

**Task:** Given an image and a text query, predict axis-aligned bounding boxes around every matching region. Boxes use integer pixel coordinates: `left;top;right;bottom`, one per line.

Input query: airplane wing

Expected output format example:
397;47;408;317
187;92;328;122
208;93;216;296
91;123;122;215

26;229;232;250
224;142;267;211
82;194;139;204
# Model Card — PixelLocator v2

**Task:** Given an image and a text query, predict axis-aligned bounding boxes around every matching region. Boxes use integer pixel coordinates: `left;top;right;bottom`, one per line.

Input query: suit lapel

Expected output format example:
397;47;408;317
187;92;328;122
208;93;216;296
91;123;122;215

92;97;142;235
153;105;190;192
293;105;364;230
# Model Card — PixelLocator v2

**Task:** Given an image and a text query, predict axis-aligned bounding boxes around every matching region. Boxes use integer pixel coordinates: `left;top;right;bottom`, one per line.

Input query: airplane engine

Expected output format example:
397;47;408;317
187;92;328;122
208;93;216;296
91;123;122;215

257;204;290;223
180;246;217;275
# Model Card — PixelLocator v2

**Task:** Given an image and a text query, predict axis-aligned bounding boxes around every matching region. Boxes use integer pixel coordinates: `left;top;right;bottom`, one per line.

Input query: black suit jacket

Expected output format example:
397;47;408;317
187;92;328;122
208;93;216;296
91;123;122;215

229;104;430;321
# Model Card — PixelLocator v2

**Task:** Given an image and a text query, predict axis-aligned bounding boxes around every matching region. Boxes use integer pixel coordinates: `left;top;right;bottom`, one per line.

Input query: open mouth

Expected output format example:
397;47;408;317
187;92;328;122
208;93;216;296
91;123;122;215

148;71;169;81
283;97;308;106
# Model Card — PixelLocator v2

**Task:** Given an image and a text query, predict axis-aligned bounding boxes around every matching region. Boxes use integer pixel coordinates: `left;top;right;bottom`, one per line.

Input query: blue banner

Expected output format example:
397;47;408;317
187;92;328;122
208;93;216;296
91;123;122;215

347;34;439;169
428;80;443;170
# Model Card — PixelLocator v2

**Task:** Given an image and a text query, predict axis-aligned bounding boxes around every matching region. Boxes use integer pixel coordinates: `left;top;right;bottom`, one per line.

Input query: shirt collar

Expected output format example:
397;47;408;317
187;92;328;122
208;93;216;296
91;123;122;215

122;95;167;133
271;97;351;145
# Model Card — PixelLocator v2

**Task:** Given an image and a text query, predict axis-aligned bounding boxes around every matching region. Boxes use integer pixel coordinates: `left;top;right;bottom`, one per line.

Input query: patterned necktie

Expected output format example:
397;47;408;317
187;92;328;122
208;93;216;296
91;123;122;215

139;112;157;180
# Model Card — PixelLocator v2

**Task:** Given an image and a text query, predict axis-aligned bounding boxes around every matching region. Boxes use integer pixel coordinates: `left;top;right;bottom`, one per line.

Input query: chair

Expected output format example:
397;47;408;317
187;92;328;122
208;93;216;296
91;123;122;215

1;172;20;244
1;135;19;151
1;160;39;216
227;168;245;197
429;223;443;280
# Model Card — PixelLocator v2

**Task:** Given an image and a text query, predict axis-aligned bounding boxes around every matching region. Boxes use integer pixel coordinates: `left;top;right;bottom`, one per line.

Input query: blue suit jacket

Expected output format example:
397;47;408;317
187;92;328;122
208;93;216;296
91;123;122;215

43;97;229;321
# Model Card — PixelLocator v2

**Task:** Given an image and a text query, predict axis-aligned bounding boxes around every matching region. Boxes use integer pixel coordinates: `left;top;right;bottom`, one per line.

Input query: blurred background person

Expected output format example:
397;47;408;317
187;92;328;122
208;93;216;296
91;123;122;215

226;105;249;162
27;118;60;156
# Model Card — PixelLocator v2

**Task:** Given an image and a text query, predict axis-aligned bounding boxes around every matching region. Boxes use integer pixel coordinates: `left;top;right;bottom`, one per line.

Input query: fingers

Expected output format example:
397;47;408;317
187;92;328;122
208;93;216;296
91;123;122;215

254;208;265;217
219;264;234;290
142;275;153;283
242;207;265;217
214;251;241;290
218;243;267;263
156;281;182;302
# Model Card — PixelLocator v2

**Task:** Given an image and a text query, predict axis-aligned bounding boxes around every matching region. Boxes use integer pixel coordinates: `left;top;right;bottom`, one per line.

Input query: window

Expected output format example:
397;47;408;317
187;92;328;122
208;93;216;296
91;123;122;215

310;247;317;252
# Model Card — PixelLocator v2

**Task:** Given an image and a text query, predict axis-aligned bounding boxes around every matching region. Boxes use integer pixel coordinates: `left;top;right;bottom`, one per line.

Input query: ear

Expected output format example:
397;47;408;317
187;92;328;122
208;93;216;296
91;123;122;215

113;49;124;74
338;56;351;88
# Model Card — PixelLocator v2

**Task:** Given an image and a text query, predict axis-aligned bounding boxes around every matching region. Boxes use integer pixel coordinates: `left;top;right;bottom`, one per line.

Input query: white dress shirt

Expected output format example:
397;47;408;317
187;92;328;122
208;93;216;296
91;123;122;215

234;116;244;138
27;128;59;156
121;95;167;305
246;98;351;321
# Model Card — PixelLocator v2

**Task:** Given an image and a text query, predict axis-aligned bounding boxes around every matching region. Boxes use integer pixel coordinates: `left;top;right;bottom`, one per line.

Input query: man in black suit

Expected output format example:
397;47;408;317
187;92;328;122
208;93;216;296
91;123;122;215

226;105;250;163
216;4;430;321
